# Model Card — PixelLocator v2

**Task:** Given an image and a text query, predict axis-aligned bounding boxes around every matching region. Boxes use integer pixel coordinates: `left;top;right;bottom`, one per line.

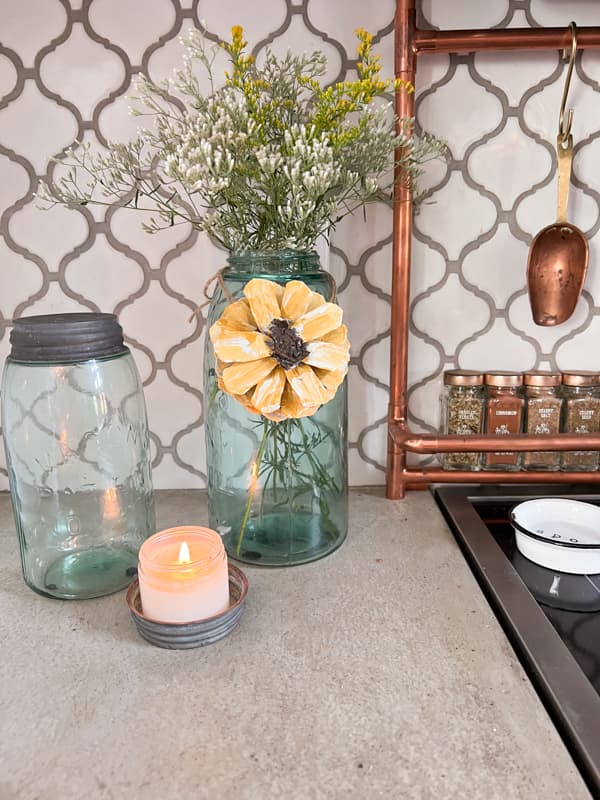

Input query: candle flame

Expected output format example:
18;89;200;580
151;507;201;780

178;541;191;565
102;486;121;521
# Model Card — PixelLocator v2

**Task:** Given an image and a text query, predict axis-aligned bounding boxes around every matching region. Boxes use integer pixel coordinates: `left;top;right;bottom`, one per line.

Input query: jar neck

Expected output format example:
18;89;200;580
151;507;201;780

226;249;321;276
487;385;520;395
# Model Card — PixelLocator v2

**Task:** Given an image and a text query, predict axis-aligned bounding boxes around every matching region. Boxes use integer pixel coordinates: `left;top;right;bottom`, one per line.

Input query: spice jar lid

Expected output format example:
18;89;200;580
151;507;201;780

9;313;128;364
562;371;598;387
524;371;561;387
484;371;523;387
443;369;484;386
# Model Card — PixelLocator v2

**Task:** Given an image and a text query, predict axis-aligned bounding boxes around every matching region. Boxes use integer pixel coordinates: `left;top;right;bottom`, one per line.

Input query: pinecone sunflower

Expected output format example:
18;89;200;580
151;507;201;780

209;278;349;421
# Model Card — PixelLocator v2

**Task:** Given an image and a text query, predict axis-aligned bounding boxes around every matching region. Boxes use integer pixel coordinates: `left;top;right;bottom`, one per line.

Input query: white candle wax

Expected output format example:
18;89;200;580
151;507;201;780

138;527;229;623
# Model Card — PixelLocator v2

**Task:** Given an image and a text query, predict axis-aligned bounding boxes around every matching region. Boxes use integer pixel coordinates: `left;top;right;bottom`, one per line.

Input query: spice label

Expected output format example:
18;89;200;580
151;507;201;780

485;398;523;466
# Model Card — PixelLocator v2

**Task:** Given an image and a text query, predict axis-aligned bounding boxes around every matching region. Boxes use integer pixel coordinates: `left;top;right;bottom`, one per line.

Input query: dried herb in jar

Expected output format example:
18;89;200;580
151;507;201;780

561;372;600;471
483;372;524;471
522;372;562;471
441;370;485;471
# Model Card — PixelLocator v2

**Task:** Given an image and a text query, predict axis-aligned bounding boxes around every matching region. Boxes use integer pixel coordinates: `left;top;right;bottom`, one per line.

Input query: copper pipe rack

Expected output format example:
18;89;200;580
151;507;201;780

386;0;600;499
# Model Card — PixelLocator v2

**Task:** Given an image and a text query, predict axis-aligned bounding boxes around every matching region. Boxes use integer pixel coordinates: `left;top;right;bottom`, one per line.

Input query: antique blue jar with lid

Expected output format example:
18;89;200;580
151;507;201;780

2;313;155;599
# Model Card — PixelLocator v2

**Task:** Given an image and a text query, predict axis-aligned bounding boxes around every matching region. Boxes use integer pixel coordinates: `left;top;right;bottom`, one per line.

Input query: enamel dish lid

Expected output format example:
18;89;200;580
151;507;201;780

510;498;600;575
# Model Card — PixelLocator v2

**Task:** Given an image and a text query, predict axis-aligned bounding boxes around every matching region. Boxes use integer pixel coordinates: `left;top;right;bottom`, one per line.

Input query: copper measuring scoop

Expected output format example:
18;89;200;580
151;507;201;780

527;22;589;327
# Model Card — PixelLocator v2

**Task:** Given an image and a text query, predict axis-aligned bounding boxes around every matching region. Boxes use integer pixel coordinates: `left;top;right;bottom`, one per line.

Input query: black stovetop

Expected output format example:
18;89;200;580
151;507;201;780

434;484;600;797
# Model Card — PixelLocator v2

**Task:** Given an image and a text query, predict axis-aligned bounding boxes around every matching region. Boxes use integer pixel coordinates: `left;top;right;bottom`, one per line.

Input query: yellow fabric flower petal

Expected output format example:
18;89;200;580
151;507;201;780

251;366;286;415
304;341;350;371
243;278;284;332
218;298;255;330
293;302;343;343
210;327;271;363
306;292;326;312
281;280;313;322
222;357;278;395
286;363;329;407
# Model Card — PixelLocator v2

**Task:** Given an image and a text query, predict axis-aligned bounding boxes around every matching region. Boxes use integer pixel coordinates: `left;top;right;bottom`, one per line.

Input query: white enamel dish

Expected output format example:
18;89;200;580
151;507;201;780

510;498;600;575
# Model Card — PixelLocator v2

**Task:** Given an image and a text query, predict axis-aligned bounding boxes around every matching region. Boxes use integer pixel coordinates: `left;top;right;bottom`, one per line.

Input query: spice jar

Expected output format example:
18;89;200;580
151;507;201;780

560;371;600;472
440;370;485;471
522;372;562;471
483;372;524;471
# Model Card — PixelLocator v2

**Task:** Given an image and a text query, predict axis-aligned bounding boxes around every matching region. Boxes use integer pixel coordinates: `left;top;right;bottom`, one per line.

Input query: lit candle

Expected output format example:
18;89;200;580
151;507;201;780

137;526;229;623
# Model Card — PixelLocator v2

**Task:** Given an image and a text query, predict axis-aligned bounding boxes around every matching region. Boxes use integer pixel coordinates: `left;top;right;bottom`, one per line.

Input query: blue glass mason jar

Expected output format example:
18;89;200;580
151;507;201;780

204;250;348;566
2;313;155;599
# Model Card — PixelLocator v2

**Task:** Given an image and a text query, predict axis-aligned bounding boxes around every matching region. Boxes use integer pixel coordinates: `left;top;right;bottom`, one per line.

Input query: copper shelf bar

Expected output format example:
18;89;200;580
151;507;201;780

386;1;600;499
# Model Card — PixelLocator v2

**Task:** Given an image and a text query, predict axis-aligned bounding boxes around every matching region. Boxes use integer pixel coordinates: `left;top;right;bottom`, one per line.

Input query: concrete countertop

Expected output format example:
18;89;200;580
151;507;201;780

0;489;591;800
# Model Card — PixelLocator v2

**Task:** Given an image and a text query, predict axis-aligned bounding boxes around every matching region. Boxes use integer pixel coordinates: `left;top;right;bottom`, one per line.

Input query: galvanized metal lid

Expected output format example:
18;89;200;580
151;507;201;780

9;313;127;363
443;369;484;386
126;564;248;649
484;371;524;387
524;371;561;387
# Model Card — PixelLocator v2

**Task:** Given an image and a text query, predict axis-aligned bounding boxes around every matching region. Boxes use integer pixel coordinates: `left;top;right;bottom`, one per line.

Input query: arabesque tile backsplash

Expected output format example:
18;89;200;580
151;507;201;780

1;0;600;487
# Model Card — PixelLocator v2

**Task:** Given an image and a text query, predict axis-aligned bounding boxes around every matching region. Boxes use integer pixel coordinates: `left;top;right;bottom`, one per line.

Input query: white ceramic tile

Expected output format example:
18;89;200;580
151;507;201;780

348;365;388;441
305;0;394;54
144;370;201;443
515;181;598;240
9;201;88;272
152;453;202;489
127;343;154;385
507;290;592;354
169;330;205;391
417;65;504;161
0;81;77;173
109;204;194;266
163;232;225;301
0;53;17;98
556;317;600;370
469;118;551;210
410;241;447;300
474;52;556;107
408;377;443;430
414;55;451;94
348;448;384;485
40;24;126;120
523;72;600;146
458;319;537;371
64;236;145;309
1;0;67;67
338;275;390;356
581;232;600;302
461;223;528;307
330;202;392;265
362;335;390;387
22;283;91;316
529;1;600;27
573;135;600;196
414;171;497;261
363;241;392;296
173;428;206;484
0;240;43;319
118;280;195;361
421;0;510;31
97;77;150;144
199;0;288;48
0;155;30;211
407;335;443;387
412;274;491;352
88;0;177;67
360;421;387;471
255;14;342;84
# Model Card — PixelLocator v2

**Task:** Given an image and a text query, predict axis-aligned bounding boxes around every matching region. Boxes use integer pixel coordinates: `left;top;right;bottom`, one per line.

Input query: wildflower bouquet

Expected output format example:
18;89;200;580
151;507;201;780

39;26;445;251
40;27;445;565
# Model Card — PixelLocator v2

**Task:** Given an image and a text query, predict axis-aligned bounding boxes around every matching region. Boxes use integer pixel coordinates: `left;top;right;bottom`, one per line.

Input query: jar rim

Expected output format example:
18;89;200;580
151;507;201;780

562;371;598;387
524;371;561;387
138;527;225;576
444;369;484;386
485;371;523;387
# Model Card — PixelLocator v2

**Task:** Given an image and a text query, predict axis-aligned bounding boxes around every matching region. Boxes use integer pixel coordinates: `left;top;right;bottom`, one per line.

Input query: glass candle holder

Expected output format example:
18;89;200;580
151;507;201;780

138;527;230;623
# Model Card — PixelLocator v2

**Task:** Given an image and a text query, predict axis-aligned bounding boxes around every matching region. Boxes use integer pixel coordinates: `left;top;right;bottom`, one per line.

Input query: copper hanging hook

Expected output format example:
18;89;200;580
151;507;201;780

558;21;577;146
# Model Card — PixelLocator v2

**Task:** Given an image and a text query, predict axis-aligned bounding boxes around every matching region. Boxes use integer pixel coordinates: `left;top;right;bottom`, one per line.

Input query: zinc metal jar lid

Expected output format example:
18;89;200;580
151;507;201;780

9;313;127;364
484;371;523;387
443;369;484;386
524;371;561;387
562;371;598;387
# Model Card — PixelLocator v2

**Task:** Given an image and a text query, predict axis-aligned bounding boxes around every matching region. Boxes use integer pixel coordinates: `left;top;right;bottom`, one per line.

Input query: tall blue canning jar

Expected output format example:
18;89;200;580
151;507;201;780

204;250;348;567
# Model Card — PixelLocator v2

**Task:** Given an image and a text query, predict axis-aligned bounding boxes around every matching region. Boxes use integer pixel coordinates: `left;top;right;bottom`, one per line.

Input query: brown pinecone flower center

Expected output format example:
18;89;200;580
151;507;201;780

267;318;309;371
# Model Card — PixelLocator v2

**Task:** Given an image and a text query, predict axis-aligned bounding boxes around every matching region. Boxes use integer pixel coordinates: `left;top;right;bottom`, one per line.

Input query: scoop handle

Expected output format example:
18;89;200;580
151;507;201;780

556;134;573;223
